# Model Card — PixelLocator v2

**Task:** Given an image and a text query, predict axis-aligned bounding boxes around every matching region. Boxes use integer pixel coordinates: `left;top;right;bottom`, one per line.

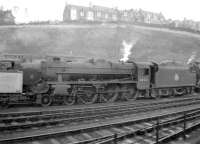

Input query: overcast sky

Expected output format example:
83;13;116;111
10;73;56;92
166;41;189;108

0;0;199;23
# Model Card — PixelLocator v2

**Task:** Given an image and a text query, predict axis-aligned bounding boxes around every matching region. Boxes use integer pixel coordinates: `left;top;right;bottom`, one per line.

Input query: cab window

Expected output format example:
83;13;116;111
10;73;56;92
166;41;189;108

143;68;149;75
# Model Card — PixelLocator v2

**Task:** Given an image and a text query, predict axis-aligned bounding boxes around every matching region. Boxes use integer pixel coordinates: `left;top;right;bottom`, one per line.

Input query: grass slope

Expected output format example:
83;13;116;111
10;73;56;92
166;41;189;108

0;24;200;63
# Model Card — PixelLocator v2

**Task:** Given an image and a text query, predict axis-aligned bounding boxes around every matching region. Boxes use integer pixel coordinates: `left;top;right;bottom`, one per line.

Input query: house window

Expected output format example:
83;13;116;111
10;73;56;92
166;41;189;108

112;14;117;20
87;11;94;21
70;8;77;20
105;13;108;19
80;11;84;17
97;12;101;17
124;12;128;16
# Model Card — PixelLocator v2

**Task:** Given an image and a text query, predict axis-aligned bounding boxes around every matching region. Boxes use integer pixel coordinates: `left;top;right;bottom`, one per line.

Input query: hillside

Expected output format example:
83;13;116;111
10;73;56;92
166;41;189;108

0;24;200;63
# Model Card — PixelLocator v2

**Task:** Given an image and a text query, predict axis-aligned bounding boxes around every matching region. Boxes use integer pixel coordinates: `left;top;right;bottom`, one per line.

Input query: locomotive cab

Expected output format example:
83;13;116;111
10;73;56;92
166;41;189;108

136;62;155;97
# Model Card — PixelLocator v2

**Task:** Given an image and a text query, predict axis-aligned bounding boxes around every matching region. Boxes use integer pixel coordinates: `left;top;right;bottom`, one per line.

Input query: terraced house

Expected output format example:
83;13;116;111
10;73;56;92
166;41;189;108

63;4;166;24
0;9;15;25
63;4;118;22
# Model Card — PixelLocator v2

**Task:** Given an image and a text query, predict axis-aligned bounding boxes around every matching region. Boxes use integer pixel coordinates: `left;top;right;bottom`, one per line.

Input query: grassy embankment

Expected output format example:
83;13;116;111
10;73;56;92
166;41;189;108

0;24;200;63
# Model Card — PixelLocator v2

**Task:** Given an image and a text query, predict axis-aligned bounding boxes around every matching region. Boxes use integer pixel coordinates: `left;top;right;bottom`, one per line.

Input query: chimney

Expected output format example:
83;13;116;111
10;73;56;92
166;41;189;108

89;1;92;7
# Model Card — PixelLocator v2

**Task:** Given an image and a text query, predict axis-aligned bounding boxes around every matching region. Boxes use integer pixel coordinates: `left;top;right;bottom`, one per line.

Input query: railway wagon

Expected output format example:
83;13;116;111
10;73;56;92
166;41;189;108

151;63;197;97
0;71;23;104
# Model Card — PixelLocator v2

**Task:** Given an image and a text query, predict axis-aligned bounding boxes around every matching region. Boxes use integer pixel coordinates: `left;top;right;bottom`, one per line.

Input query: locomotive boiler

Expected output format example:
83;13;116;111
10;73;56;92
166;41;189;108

21;58;141;106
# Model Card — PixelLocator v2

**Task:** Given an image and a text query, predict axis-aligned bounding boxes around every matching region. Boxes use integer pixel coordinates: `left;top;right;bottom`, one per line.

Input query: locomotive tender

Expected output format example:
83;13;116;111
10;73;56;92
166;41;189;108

0;58;199;107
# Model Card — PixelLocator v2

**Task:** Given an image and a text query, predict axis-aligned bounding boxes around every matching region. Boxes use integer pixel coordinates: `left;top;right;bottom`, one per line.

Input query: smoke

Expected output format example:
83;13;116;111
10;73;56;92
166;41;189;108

120;40;137;62
187;52;197;64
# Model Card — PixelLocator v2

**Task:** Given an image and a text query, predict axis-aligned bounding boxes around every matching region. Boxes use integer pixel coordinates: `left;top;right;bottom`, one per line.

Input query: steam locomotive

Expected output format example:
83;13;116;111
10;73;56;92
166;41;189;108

0;58;199;107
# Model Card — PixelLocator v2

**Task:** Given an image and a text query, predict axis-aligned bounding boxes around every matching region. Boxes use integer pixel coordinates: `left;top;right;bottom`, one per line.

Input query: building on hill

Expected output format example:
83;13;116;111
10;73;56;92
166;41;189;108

0;10;15;25
92;5;118;22
63;4;119;22
63;3;200;33
182;18;197;30
119;10;131;22
63;4;166;24
63;5;89;22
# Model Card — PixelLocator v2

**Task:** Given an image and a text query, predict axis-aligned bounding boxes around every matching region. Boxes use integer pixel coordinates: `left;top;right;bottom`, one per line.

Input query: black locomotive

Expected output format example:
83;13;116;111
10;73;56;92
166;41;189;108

0;58;199;107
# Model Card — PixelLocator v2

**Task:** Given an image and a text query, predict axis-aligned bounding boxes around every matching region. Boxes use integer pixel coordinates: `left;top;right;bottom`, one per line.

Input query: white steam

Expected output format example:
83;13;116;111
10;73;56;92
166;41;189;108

120;40;137;62
187;52;196;64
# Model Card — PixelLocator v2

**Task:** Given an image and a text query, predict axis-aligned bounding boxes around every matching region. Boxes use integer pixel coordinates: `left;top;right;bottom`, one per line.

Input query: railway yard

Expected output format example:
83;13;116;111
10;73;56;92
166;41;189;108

1;24;200;144
1;95;200;144
1;0;200;142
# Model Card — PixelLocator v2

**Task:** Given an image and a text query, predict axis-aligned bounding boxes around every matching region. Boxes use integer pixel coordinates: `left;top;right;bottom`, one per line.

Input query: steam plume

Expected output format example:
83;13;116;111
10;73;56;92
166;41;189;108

120;40;137;62
187;52;196;64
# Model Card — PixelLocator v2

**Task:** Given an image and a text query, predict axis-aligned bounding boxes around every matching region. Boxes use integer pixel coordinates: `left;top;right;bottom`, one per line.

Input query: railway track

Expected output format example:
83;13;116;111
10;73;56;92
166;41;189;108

96;109;200;144
1;104;200;144
0;94;198;117
1;96;200;144
0;96;200;133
